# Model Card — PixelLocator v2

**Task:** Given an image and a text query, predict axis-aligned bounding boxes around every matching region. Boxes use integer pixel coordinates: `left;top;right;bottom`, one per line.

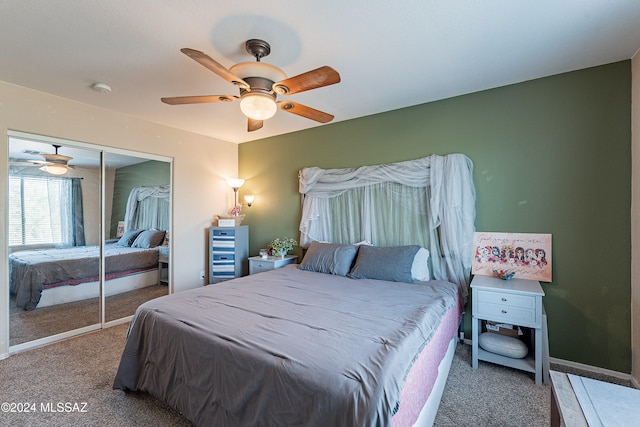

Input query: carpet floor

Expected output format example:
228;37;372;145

10;284;168;346
0;325;554;426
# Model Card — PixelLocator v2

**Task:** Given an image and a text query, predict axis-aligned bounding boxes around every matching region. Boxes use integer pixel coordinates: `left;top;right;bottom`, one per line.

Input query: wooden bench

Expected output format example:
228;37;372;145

550;370;640;427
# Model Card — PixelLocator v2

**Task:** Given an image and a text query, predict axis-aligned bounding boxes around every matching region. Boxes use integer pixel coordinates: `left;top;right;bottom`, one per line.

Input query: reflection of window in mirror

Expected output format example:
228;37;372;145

8;134;102;347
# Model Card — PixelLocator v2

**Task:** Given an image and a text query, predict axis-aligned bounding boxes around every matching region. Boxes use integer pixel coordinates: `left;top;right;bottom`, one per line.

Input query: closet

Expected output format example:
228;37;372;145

7;131;172;352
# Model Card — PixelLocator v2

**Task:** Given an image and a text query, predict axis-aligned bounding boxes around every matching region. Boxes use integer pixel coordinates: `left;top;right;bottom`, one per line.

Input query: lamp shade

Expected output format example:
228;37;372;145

244;195;255;206
226;178;245;189
40;164;68;175
239;93;277;121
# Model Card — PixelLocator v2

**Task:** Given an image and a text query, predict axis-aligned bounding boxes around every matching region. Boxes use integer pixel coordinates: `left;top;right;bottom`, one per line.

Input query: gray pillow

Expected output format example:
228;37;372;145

299;242;359;276
348;245;420;283
116;229;142;247
131;229;166;249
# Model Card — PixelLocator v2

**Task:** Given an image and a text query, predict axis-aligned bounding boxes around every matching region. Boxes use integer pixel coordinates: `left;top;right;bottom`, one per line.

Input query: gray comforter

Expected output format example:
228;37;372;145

10;244;159;310
113;266;459;427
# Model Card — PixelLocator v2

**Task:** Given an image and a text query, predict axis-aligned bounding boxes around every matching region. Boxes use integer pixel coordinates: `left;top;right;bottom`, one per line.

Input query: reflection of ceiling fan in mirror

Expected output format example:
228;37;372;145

27;144;75;175
161;39;341;132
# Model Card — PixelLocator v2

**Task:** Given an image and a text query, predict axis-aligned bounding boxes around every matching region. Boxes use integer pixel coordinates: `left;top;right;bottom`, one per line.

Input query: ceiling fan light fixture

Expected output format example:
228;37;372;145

91;82;112;94
240;92;277;121
40;164;68;175
163;42;340;131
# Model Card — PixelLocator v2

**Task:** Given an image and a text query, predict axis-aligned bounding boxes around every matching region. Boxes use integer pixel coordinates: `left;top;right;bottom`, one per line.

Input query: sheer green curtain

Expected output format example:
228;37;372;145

325;182;431;248
298;154;475;298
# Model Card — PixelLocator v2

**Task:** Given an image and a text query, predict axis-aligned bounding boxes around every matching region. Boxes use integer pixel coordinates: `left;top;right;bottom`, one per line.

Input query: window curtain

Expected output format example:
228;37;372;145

298;154;475;297
70;178;85;246
123;185;170;231
48;177;85;247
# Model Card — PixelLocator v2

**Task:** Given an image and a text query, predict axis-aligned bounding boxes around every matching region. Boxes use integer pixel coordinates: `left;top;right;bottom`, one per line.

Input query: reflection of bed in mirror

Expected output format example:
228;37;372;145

10;181;171;311
10;238;167;311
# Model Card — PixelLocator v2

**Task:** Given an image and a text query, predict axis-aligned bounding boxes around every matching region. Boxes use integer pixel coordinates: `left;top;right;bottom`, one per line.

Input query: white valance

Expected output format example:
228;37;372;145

298;154;475;295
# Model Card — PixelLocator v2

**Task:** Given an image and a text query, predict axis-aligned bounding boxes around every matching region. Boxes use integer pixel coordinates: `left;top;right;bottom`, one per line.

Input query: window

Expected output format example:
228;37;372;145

8;175;71;246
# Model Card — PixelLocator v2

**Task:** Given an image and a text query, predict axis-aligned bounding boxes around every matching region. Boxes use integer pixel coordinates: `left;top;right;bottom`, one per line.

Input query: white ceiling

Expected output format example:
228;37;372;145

1;1;639;144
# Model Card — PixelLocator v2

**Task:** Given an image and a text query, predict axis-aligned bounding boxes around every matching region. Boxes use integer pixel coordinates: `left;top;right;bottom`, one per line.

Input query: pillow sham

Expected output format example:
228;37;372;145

299;242;359;276
131;229;166;249
116;229;142;247
348;245;420;283
411;247;430;281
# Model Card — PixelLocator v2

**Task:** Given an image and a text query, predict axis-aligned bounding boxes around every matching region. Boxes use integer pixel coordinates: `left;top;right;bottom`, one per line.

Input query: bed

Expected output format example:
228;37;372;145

10;229;166;311
113;243;464;426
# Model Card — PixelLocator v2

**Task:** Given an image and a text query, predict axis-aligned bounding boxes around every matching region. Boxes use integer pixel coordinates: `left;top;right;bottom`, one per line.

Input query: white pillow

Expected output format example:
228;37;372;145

478;332;528;359
411;247;430;281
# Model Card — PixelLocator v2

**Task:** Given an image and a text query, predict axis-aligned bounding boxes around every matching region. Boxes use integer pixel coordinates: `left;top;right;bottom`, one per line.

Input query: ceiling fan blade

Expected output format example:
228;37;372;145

10;160;37;166
278;101;334;123
273;66;340;95
180;48;250;90
161;95;237;105
248;118;263;132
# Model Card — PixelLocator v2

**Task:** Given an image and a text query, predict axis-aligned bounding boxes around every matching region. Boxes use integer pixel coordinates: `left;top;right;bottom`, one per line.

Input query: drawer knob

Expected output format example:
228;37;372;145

501;309;507;314
501;297;507;302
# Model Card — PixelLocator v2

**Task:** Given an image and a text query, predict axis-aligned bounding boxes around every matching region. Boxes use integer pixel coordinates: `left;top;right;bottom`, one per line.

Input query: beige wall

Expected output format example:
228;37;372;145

633;50;640;386
0;81;238;356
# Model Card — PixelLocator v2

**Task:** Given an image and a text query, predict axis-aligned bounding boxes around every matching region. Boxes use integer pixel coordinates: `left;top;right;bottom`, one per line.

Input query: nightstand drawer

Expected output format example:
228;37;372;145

475;302;537;325
250;262;273;274
476;289;536;310
248;255;297;275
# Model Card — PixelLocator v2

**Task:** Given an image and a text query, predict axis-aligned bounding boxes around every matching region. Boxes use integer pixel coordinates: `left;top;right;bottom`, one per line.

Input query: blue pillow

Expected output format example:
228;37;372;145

116;229;142;247
299;242;359;276
348;245;420;283
131;229;166;249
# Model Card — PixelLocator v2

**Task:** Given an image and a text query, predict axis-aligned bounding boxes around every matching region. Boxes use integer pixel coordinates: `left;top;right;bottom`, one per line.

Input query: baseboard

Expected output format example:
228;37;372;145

461;338;636;386
0;352;8;361
549;356;633;383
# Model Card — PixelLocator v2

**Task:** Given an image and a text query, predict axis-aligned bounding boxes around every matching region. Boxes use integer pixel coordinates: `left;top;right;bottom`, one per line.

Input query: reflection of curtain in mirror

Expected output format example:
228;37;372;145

47;177;85;247
123;185;170;231
70;179;85;246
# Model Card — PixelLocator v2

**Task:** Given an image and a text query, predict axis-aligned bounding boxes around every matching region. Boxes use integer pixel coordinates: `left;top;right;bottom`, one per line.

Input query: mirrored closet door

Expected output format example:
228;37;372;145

7;132;172;350
8;136;102;347
103;152;170;323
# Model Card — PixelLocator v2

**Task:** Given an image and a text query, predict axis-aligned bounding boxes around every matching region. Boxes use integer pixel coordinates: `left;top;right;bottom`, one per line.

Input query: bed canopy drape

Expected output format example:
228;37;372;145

298;154;475;297
123;185;170;232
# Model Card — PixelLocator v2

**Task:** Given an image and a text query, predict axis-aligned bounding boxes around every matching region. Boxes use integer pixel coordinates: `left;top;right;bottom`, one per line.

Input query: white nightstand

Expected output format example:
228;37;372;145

158;253;169;286
249;255;298;275
471;274;547;385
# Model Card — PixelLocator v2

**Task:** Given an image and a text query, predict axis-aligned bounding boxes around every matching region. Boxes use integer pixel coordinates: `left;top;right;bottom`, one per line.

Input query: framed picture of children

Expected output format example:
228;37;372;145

472;232;552;282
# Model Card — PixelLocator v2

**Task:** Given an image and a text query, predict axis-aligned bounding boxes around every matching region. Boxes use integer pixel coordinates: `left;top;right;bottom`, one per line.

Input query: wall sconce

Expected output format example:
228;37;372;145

244;195;255;207
226;178;245;208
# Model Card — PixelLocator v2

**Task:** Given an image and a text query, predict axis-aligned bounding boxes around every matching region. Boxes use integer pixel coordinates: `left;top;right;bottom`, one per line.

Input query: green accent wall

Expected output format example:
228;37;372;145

110;160;170;236
239;61;631;372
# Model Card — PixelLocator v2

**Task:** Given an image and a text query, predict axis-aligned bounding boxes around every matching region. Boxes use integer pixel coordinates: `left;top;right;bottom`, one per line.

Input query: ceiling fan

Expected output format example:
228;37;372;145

161;39;341;132
28;144;75;175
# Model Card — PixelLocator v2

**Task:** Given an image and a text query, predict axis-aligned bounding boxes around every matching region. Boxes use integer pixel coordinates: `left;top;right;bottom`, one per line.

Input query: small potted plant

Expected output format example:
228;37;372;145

267;237;298;257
